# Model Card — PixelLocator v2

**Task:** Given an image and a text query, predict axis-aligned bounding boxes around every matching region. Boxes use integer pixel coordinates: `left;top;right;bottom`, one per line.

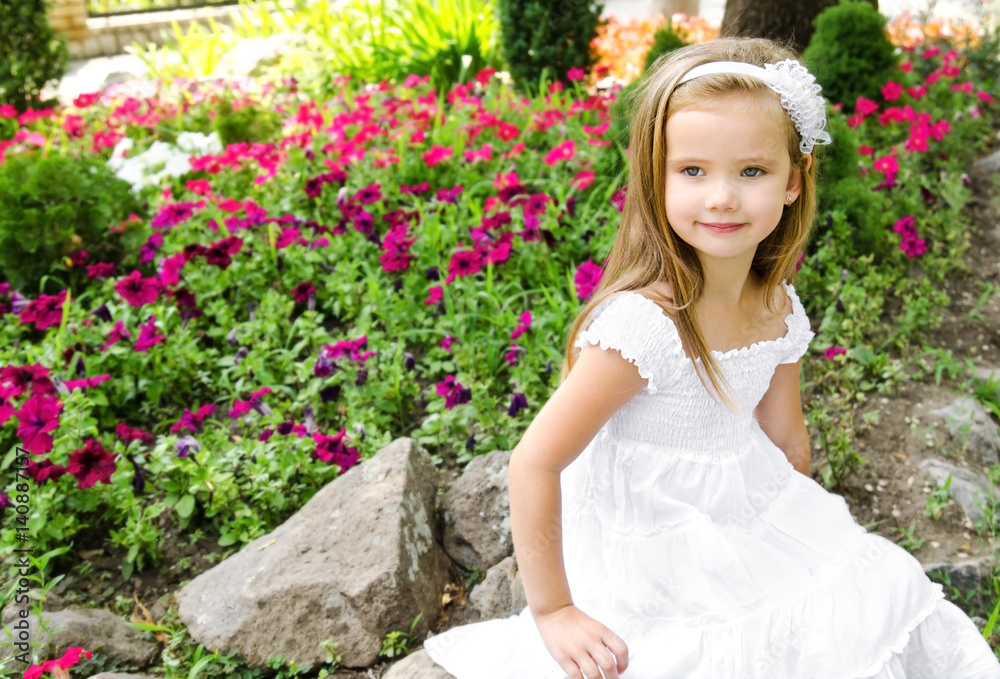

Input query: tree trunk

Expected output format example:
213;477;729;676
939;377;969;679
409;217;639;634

721;0;878;52
652;0;699;18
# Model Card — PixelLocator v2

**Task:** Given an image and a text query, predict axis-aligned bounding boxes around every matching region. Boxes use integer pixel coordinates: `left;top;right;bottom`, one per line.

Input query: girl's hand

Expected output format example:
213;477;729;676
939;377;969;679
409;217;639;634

535;604;629;679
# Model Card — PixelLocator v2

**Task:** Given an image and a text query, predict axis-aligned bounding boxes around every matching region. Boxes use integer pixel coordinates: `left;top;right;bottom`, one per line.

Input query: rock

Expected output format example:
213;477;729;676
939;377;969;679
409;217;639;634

469;556;527;621
974;149;1000;173
972;365;1000;384
919;458;998;524
441;450;513;570
929;396;1000;464
0;606;157;667
923;555;996;595
177;438;449;668
382;648;456;679
2;594;64;625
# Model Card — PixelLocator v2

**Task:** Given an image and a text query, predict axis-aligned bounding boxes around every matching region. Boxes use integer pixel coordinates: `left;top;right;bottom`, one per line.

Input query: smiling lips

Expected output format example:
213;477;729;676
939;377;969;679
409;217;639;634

698;222;746;233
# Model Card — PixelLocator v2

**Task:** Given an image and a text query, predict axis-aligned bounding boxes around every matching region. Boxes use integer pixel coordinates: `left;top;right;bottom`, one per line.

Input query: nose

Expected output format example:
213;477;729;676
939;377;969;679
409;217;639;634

705;180;738;211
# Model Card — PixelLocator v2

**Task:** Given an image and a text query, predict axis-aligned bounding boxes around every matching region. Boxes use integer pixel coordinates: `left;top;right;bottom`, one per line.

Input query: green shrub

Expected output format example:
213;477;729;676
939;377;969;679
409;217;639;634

498;0;605;92
213;97;282;146
811;109;885;256
0;0;69;113
0;152;145;294
642;21;687;73
802;0;898;107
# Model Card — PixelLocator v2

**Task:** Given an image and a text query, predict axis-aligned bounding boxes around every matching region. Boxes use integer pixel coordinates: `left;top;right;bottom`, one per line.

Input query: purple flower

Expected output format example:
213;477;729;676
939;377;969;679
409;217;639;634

435;375;471;409
314;352;334;377
508;392;529;416
175;435;201;458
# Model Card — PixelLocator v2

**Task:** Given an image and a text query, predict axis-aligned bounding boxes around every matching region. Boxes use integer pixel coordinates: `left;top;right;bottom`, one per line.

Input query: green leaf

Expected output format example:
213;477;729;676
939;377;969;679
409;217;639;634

177;494;196;519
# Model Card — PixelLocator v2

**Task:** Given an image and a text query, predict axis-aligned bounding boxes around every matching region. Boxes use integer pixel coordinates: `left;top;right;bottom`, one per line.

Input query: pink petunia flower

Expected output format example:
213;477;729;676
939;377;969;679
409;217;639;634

542;140;576;167
67;438;116;489
13;394;62;454
435;374;471;409
567;67;586;82
824;347;847;360
445;249;484;284
422;145;453;168
574;260;603;300
101;320;132;351
115;271;162;307
134;316;165;353
425;286;443;305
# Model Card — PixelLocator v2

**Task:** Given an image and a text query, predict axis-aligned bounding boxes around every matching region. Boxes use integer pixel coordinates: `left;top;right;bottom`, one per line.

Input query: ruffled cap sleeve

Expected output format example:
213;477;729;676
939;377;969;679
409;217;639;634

778;282;815;364
573;292;681;393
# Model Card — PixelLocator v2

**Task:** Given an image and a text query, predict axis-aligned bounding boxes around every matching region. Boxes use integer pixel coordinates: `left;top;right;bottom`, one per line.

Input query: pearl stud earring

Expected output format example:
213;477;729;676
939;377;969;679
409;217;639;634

785;195;794;205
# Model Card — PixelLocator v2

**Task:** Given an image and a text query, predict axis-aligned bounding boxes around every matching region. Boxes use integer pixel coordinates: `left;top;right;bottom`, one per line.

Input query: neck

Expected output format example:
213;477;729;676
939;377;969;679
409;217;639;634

698;253;757;307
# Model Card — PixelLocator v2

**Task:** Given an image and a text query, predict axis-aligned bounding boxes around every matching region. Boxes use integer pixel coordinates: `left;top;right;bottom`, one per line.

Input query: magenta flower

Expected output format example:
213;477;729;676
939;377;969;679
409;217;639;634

610;187;626;212
171;403;215;434
86;261;116;280
205;236;244;269
575;260;603;300
115;271;162;307
567;67;585;82
134;316;165;353
504;343;523;366
313;427;360;471
542;140;575;167
824;347;847;360
139;233;164;264
445;249;484;284
439;335;455;352
313;351;334;377
19;290;67;330
881;81;903;101
158;253;187;287
66;438;116;489
0;386;14;426
435;374;471;409
101;320;132;351
291;280;317;305
151;200;200;229
422;145;453;168
115;422;154;445
355;183;383;205
425;286;443;305
229;387;274;419
26;458;67;483
1;364;54;398
511;310;532;339
325;335;377;363
63;374;111;391
13;394;62;454
872;154;899;191
400;182;431;196
380;224;416;273
893;215;927;257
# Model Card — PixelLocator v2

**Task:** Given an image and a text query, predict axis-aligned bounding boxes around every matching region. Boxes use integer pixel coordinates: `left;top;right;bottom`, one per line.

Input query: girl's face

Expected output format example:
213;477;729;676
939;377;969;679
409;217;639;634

664;96;802;267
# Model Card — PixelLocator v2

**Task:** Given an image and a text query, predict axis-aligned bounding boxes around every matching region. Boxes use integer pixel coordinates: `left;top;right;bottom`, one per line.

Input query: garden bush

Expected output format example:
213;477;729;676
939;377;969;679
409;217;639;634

802;0;898;106
0;0;68;113
0;152;145;294
498;0;605;91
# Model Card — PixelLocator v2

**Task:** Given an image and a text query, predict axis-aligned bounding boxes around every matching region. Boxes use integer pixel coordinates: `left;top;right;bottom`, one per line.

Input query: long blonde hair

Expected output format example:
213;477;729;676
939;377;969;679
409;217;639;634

562;38;819;403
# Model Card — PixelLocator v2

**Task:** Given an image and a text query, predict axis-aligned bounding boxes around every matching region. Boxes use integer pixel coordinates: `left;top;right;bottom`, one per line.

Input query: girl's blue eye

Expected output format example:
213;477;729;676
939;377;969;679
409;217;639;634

743;167;765;178
682;167;702;177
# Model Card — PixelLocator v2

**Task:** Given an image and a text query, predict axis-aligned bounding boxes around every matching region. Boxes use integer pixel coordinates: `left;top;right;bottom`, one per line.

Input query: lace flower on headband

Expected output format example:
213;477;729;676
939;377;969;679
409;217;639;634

677;59;832;154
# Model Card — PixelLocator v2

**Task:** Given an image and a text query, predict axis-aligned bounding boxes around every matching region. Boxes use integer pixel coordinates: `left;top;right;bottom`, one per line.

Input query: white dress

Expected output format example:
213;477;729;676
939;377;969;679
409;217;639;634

425;283;1000;679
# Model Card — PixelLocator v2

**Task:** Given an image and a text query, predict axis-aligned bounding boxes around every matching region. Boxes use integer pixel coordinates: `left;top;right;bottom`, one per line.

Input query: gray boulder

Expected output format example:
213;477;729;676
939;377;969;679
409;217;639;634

441;450;513;570
0;606;157;667
923;556;996;595
929;396;1000;464
176;438;449;668
469;556;527;621
382;648;456;679
974;149;1000;173
919;458;998;524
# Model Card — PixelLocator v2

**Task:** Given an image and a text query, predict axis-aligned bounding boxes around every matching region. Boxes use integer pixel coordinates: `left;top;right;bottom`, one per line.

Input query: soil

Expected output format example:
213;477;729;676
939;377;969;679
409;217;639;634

45;152;1000;676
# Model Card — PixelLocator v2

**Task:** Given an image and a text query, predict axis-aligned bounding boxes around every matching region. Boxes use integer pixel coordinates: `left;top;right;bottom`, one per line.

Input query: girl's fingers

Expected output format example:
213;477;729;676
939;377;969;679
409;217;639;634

575;655;604;679
590;645;621;679
601;631;630;671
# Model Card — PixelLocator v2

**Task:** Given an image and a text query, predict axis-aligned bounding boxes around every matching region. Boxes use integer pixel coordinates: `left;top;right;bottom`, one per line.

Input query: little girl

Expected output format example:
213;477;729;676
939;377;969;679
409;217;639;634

424;38;1000;678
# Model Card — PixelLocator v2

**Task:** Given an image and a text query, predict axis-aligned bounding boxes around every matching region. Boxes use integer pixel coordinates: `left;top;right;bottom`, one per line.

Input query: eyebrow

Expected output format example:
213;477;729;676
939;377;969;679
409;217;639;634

667;156;778;165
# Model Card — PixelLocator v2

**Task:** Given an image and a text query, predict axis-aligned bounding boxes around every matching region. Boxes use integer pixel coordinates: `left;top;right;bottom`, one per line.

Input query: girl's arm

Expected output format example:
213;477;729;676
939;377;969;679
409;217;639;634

754;359;811;475
509;343;646;679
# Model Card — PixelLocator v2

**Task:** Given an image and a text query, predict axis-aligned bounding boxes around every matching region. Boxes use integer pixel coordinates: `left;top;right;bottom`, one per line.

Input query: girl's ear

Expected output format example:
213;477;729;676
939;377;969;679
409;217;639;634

785;153;811;200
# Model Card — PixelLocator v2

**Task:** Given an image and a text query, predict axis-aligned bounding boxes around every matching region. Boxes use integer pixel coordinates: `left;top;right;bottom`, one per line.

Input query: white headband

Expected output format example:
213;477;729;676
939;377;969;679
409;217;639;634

678;59;832;154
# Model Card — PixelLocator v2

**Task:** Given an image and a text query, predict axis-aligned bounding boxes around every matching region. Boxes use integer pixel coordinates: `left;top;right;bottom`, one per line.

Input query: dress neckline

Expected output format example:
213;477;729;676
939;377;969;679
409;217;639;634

619;281;798;361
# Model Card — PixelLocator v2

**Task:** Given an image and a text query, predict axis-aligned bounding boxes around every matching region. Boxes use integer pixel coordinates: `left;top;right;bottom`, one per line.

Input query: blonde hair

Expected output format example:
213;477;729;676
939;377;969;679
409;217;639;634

562;38;819;404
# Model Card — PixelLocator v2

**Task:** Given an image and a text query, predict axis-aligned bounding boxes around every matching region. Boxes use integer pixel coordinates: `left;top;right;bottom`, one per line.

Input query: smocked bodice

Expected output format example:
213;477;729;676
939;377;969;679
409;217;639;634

573;282;814;453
